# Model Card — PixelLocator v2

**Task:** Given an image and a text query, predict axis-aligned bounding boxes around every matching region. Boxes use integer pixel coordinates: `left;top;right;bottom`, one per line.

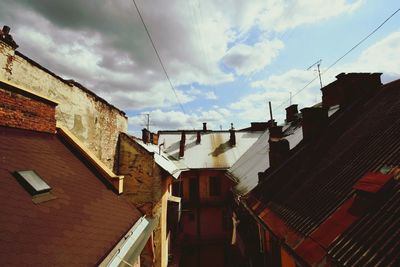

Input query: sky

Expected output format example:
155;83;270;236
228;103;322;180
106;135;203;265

1;0;399;135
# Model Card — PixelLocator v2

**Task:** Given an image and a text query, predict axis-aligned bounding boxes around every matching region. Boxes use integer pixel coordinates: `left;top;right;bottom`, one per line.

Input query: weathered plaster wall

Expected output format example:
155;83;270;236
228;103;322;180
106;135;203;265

118;134;172;267
0;42;127;170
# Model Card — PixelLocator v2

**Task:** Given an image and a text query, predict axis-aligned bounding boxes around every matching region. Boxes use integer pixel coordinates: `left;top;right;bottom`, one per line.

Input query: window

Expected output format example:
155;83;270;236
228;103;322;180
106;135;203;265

209;176;221;196
172;180;183;197
15;170;51;195
189;177;199;201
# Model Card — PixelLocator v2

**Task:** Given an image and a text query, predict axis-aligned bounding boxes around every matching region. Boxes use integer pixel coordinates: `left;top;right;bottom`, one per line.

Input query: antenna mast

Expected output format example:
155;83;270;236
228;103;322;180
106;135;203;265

307;59;323;89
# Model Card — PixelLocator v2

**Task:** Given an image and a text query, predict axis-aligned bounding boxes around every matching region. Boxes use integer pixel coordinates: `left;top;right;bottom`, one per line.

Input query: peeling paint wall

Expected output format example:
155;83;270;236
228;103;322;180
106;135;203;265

118;134;172;267
0;42;127;170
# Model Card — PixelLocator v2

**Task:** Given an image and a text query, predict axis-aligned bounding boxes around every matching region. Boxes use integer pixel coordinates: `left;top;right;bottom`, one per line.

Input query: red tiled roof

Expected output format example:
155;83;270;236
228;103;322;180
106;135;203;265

0;126;142;266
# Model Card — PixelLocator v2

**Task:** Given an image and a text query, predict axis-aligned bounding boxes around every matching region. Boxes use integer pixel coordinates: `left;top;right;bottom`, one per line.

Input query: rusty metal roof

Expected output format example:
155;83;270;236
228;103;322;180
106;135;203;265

158;131;263;170
251;79;400;265
0;126;141;266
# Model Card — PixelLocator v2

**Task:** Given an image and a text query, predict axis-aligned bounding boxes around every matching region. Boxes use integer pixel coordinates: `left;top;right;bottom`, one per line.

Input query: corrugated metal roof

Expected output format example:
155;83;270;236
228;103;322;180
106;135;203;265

228;126;303;196
159;131;263;170
251;79;400;251
134;138;183;178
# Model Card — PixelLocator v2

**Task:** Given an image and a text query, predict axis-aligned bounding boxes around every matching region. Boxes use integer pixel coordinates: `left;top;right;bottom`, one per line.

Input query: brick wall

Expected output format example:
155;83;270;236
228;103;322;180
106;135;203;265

0;86;56;133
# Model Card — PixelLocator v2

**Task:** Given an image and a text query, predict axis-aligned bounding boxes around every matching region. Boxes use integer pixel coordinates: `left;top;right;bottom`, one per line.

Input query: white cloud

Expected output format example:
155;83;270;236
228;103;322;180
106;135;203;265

129;107;233;132
205;91;218;100
330;30;400;82
222;39;284;75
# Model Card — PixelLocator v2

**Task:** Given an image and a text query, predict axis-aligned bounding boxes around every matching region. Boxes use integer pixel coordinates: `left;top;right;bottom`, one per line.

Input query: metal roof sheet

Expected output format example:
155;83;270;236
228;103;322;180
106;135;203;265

134;139;183;178
228;125;303;196
159;131;263;170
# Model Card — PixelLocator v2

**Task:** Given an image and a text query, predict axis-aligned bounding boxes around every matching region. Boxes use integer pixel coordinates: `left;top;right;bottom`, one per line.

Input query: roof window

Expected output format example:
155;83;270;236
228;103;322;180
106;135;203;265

15;170;51;194
14;170;56;203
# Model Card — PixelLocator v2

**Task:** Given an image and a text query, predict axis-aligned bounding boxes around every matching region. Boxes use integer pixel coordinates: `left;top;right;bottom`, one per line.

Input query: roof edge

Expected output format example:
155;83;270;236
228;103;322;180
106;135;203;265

0;78;58;106
57;126;124;194
15;51;127;117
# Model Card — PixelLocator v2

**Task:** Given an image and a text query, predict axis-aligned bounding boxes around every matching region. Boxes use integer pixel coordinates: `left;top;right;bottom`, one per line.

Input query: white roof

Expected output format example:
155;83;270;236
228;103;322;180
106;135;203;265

135;139;182;179
158;131;263;169
228;125;304;196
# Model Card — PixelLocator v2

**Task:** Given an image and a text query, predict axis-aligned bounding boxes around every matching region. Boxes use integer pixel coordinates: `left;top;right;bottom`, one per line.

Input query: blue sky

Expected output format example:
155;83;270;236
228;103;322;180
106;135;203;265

1;0;399;135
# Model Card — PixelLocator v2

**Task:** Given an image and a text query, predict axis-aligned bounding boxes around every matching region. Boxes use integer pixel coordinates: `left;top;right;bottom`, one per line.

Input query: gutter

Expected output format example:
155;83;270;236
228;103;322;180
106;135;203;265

100;216;158;267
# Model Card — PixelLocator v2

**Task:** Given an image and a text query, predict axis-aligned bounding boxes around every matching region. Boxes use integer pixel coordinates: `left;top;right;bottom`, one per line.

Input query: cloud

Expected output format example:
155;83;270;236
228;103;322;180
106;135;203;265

129;107;232;131
330;30;400;82
222;38;284;75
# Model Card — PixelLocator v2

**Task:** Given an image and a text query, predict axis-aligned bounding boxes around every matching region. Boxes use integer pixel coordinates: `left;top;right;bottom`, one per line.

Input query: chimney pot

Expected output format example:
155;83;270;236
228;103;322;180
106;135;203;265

179;131;186;157
196;131;201;144
142;128;149;144
203;122;207;132
229;129;236;147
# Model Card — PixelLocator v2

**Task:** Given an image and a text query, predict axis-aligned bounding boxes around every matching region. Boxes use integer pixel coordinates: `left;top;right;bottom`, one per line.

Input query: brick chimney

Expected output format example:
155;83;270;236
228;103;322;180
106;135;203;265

269;139;290;168
203;122;207;132
196;131;201;144
268;125;289;168
229;129;236;147
285;104;298;123
269;125;283;139
321;72;382;108
0;80;57;133
142;128;150;144
301;107;328;141
179;131;186;157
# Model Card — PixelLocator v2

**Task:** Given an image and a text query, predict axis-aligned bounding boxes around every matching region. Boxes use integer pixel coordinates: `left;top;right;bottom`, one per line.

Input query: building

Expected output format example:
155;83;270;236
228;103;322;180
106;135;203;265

0;27;127;171
118;130;182;267
238;73;400;267
0;80;155;266
155;124;267;267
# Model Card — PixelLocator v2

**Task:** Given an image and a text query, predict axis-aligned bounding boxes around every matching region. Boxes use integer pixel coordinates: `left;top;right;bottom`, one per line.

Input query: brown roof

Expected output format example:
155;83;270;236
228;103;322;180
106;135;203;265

250;79;400;266
0;126;141;266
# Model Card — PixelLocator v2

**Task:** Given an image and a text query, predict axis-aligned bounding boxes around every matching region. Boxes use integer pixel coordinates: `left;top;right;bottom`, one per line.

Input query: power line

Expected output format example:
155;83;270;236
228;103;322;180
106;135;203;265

131;0;188;115
275;7;400;110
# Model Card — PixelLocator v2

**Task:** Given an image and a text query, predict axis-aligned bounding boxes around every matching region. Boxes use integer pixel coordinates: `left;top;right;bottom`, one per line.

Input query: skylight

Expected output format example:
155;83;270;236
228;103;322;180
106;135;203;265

15;170;51;195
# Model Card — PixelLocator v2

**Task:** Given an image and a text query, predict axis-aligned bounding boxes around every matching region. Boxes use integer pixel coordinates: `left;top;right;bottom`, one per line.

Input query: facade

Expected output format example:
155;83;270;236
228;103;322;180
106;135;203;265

237;73;400;267
0;35;127;171
118;131;181;267
158;127;265;267
0;80;153;266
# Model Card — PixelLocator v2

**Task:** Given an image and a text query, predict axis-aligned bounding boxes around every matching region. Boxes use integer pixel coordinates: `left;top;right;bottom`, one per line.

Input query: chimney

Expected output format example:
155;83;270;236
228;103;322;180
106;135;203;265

203;122;207;132
142;128;150;144
229;129;236;147
269;139;290;168
285;104;298;123
321;72;382;108
196;131;201;144
179;131;186;158
269;126;283;139
301;107;328;141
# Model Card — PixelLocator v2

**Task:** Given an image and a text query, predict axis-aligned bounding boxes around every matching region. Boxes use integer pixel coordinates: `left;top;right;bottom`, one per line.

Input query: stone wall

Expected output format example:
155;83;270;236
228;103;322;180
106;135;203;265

118;133;172;267
0;41;127;170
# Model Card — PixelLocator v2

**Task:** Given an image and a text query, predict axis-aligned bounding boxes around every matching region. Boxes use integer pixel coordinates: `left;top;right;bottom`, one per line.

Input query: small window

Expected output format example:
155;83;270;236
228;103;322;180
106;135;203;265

15;170;51;195
189;177;199;201
172;180;183;197
209;176;221;196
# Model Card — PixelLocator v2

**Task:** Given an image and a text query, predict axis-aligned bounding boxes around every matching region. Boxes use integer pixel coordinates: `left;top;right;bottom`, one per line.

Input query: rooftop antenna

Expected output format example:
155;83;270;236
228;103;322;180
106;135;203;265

289;92;292;106
307;59;323;89
145;113;150;131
